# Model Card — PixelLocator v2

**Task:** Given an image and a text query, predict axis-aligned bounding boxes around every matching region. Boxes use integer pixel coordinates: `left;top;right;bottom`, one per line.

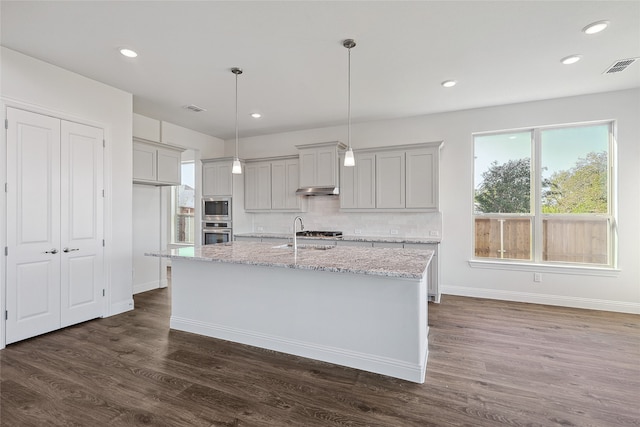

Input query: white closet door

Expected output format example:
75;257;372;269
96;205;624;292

6;108;62;344
60;121;104;327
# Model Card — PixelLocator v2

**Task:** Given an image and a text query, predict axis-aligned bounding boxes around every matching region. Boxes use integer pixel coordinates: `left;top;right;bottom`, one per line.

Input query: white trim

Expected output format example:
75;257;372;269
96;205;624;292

442;285;639;314
170;316;428;383
133;280;163;295
468;259;620;277
109;298;135;316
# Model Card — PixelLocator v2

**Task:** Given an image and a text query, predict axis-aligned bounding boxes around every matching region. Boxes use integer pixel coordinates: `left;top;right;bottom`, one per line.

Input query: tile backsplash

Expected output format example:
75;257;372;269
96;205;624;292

249;196;442;238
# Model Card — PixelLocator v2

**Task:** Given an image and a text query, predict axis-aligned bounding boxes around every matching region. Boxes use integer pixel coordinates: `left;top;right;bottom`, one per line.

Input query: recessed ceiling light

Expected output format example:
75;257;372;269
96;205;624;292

441;80;457;88
561;55;582;65
119;48;138;58
582;20;609;35
250;113;262;118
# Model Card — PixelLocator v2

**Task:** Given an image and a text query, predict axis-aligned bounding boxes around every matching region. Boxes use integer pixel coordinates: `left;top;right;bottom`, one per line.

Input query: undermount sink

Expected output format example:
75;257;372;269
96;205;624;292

272;243;335;250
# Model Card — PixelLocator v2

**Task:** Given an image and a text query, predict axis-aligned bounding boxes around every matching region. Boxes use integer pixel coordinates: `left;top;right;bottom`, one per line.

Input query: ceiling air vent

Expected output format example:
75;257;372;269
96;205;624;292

183;104;207;113
603;58;638;74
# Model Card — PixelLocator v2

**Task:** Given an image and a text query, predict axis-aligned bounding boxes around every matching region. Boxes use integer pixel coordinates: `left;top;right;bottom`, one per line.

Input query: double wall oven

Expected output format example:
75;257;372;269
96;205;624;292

202;197;232;244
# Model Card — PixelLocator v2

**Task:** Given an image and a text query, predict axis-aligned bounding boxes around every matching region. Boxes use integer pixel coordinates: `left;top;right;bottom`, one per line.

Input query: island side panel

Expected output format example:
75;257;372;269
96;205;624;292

170;258;428;383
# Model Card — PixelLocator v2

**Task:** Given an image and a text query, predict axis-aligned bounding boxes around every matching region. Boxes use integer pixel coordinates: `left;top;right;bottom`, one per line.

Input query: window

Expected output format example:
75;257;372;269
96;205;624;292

473;122;614;267
172;161;195;244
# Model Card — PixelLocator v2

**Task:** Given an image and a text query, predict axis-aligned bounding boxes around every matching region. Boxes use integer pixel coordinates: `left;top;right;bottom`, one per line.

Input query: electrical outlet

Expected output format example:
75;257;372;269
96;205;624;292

390;229;399;235
429;230;439;237
257;226;264;232
534;273;542;282
354;229;362;234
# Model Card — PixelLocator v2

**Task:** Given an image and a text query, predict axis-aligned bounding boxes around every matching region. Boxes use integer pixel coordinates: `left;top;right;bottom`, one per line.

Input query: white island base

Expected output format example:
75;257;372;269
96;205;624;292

170;257;429;383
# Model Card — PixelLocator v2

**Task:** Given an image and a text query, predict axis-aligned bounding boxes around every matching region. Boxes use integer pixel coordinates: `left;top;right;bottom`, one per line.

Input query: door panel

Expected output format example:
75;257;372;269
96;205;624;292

60;121;104;327
6;108;61;344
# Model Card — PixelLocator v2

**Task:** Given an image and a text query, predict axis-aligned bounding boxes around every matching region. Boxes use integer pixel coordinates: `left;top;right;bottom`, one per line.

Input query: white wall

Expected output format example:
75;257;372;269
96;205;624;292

131;115;225;294
226;89;640;313
0;47;135;322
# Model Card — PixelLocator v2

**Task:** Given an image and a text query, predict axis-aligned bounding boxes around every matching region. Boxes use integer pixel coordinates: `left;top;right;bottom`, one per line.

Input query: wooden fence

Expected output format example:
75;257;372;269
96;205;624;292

475;217;609;264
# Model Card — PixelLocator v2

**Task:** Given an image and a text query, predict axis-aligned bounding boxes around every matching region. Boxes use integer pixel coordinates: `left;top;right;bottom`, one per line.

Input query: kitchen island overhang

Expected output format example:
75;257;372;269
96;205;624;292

149;242;433;383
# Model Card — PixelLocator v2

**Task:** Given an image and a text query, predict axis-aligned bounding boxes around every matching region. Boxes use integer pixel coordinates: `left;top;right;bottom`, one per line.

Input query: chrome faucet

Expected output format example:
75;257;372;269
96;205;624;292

293;216;304;257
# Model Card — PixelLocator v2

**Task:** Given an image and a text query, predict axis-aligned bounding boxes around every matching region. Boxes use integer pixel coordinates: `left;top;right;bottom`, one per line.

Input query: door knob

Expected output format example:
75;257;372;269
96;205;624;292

44;248;58;254
63;248;79;253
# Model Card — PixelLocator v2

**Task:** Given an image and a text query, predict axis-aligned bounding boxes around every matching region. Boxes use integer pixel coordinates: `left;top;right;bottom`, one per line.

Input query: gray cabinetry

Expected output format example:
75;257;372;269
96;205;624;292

244;156;303;212
202;159;233;196
297;141;346;189
339;141;442;211
133;138;183;186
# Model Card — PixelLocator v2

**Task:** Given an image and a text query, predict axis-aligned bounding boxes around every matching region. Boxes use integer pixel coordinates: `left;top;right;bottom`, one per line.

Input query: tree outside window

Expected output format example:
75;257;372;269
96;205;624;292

473;123;613;266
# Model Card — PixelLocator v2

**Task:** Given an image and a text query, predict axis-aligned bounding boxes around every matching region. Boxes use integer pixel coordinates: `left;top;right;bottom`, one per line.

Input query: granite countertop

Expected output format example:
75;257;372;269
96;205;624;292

148;241;433;279
234;232;441;244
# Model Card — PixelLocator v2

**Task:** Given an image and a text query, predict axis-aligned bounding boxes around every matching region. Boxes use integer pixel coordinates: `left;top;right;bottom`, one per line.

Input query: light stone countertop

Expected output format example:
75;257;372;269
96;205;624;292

148;241;433;279
233;232;441;244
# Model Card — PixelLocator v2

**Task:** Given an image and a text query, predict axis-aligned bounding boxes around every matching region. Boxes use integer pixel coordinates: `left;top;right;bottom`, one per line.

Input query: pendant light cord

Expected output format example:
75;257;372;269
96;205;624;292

235;71;239;159
347;45;352;151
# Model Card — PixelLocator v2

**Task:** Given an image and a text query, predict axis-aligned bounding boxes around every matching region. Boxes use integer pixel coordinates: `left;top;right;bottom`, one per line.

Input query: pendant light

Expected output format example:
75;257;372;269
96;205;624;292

343;39;356;167
231;67;243;174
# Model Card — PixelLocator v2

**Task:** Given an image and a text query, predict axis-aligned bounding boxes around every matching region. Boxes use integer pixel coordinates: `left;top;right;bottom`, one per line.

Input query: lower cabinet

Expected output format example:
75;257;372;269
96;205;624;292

405;243;440;302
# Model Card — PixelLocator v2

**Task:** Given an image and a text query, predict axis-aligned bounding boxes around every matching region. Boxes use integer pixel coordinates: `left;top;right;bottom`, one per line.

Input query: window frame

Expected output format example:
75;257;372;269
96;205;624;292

470;120;618;273
170;160;195;245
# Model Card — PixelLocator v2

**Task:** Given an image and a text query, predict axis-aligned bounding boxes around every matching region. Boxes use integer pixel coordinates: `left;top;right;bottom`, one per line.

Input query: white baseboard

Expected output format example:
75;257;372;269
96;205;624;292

170;316;428;383
108;298;134;317
133;280;161;295
442;285;640;314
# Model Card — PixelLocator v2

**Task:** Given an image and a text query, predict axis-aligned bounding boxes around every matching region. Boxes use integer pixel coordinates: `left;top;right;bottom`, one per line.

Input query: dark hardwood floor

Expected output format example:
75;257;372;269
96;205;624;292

1;288;638;426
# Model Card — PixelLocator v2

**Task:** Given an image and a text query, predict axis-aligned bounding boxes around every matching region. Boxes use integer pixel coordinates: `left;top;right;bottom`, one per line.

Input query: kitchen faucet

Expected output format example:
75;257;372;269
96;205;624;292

293;216;304;257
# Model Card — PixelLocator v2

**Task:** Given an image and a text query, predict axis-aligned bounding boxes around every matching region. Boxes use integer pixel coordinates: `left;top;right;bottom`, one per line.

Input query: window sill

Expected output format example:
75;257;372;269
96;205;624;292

468;259;620;277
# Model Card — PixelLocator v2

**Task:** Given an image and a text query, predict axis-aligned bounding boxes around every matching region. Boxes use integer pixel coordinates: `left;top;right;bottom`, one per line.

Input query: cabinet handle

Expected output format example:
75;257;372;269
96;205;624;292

44;248;58;254
63;248;79;253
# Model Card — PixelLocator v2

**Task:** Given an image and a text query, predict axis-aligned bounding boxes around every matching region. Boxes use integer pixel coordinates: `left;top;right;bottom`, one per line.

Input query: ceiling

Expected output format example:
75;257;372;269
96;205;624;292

2;1;639;140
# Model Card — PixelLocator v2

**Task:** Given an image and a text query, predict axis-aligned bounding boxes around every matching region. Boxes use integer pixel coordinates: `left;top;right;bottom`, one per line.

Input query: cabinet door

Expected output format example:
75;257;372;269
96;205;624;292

340;152;375;209
271;160;287;209
356;153;376;209
245;162;271;210
299;149;316;188
203;161;233;196
339;154;357;209
202;163;216;196
214;162;233;196
406;147;438;209
316;147;337;187
133;142;157;181
156;147;181;184
244;164;259;210
376;151;405;208
284;159;300;209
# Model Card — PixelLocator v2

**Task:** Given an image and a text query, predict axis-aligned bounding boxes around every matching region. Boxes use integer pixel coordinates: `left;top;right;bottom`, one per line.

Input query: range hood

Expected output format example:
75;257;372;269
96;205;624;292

295;186;339;196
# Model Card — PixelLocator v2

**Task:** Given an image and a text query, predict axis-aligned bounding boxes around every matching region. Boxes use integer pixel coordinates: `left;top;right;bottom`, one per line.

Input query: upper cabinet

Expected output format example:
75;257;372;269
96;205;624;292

297;141;346;188
202;158;233;196
340;141;442;212
133;139;183;186
244;156;303;212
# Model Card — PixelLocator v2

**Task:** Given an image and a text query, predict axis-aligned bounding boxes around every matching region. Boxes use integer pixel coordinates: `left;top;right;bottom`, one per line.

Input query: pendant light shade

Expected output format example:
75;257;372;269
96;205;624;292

231;67;243;175
343;39;356;167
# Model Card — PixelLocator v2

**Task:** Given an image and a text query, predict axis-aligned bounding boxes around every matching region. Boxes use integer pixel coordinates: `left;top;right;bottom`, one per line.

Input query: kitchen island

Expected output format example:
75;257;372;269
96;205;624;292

150;241;433;383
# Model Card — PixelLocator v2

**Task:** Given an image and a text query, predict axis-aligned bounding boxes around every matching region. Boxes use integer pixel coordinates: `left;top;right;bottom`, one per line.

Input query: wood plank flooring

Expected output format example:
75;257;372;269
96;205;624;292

1;288;638;426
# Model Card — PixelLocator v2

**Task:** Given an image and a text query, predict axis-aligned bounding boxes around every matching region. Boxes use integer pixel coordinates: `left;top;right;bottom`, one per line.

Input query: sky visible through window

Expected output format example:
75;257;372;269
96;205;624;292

474;124;609;188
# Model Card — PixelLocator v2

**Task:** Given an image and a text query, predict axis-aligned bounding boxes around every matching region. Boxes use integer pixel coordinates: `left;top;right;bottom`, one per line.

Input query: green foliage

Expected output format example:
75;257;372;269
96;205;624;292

475;158;531;213
542;151;607;213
